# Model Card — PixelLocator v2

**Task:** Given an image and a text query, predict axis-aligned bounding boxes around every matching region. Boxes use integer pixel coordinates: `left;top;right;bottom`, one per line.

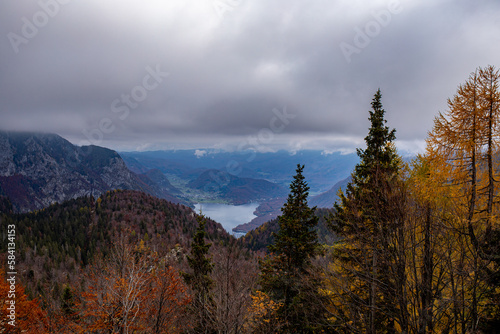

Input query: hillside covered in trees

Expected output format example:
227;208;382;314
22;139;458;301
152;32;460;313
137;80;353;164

2;65;500;333
0;189;257;332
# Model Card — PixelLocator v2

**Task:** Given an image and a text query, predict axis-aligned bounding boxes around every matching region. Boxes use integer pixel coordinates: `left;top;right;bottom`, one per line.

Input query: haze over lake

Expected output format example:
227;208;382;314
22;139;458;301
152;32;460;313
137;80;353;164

194;202;259;235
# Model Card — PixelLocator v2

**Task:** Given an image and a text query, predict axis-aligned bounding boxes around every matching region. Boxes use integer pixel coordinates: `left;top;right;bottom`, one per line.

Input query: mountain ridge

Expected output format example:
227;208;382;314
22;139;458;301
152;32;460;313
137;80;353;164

120;149;359;194
0;131;186;212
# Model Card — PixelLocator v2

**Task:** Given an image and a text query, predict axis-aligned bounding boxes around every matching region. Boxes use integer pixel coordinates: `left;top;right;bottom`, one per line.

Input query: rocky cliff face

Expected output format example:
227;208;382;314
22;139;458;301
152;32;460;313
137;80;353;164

0;131;184;212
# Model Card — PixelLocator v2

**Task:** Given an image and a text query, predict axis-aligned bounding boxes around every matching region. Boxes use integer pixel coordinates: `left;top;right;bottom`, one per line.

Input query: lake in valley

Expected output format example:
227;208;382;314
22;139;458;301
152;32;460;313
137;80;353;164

194;202;259;236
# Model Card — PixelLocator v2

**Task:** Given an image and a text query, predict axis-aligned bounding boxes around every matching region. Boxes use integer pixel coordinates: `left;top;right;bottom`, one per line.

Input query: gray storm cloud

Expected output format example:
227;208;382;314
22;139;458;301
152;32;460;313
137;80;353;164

1;0;499;153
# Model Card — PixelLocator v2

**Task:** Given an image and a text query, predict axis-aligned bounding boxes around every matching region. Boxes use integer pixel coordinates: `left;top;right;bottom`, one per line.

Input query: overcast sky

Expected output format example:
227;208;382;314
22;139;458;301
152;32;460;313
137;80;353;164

1;0;499;154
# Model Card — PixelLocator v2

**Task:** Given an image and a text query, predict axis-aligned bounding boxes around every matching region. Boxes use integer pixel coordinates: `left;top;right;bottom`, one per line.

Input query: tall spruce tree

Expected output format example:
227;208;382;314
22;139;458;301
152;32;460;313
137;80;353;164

259;164;328;333
181;214;216;333
331;89;404;333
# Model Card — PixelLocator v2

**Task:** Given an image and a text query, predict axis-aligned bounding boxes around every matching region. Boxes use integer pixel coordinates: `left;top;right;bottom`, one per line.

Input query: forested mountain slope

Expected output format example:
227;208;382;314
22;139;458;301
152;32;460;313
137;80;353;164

0;190;233;306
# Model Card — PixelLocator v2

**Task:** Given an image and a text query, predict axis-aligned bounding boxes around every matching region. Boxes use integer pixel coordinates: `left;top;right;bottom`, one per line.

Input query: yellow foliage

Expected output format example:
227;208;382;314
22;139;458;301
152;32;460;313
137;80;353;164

245;291;283;331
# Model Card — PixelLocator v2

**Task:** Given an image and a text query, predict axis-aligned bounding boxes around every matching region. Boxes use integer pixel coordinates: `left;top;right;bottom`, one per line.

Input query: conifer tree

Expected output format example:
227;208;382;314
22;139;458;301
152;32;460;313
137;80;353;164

334;89;399;242
181;214;216;333
331;89;404;333
258;164;328;333
61;284;76;319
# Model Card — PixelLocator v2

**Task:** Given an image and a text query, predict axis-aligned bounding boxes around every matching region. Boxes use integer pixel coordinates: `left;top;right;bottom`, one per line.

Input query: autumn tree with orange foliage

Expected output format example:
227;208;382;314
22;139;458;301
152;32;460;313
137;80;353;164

146;265;191;333
426;65;500;332
79;236;190;333
0;269;49;333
